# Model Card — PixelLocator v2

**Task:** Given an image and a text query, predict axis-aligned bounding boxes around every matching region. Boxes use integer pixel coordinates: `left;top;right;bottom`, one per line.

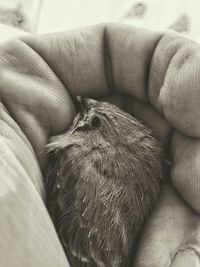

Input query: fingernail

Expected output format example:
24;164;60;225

170;249;200;267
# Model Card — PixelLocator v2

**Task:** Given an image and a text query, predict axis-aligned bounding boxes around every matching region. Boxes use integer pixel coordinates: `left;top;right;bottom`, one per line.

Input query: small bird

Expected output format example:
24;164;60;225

44;97;164;267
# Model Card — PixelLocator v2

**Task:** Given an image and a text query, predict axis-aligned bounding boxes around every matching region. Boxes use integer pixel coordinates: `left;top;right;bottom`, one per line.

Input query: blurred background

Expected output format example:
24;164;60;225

0;0;199;41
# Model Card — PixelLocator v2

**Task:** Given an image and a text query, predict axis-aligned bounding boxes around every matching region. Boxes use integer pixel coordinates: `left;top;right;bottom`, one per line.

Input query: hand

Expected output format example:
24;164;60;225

1;23;200;266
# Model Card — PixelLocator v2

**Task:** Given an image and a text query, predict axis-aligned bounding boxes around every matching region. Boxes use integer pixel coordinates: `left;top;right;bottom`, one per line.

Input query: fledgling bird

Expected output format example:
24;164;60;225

44;97;164;267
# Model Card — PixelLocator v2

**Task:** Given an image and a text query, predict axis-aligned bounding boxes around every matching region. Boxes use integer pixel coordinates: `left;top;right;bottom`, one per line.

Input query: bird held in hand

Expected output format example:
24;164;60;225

44;97;164;267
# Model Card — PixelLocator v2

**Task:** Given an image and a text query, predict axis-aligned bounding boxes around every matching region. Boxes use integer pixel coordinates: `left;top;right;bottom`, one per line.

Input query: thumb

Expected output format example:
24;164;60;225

134;183;200;267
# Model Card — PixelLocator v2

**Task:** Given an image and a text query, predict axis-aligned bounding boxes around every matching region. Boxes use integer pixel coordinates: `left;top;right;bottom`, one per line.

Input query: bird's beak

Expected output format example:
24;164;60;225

74;96;88;114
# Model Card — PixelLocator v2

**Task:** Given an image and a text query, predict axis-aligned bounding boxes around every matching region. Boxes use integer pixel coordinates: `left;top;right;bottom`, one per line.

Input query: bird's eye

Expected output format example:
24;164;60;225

91;116;101;128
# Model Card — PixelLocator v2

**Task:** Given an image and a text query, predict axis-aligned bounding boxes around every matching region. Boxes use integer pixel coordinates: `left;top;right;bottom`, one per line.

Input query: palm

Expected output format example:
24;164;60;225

0;24;200;266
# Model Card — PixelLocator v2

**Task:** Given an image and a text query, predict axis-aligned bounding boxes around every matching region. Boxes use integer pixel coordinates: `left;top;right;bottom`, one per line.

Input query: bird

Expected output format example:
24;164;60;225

44;96;164;267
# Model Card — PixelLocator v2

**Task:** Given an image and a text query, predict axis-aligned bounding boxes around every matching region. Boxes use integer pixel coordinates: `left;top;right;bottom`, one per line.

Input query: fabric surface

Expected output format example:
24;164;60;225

1;23;200;266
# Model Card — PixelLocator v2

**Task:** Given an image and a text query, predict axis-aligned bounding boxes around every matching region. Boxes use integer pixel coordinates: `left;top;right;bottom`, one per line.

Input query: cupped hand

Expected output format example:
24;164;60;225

1;24;200;266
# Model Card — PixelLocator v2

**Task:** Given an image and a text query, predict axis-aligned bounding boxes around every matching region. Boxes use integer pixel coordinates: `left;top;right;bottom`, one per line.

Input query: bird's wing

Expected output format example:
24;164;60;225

43;151;65;226
45;150;132;267
64;172;130;267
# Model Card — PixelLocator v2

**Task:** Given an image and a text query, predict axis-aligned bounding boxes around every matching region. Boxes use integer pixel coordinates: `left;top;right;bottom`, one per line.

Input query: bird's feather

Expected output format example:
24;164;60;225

44;98;165;267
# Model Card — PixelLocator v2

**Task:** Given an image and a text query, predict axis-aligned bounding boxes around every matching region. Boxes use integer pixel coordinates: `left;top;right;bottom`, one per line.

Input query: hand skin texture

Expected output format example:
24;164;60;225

1;23;200;266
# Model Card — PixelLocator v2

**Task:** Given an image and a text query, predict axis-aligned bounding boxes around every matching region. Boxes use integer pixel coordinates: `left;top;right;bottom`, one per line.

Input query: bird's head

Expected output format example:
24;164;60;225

45;96;155;152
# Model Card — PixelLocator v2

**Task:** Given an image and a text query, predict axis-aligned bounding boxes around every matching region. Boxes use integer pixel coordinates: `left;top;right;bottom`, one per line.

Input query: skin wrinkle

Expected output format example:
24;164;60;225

1;71;58;119
3;74;60;128
23;30;104;97
66;37;80;88
103;26;161;102
58;35;83;96
77;27;110;98
27;27;107;98
105;27;163;102
72;34;99;95
176;52;190;70
0;41;74;152
20;25;167;108
21;26;112;101
171;72;197;129
0;95;51;171
17;37;75;128
0;39;53;80
171;133;200;214
103;27;114;93
149;34;200;139
20;24;165;102
1;95;49;138
148;32;176;111
49;35;77;105
146;32;166;105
